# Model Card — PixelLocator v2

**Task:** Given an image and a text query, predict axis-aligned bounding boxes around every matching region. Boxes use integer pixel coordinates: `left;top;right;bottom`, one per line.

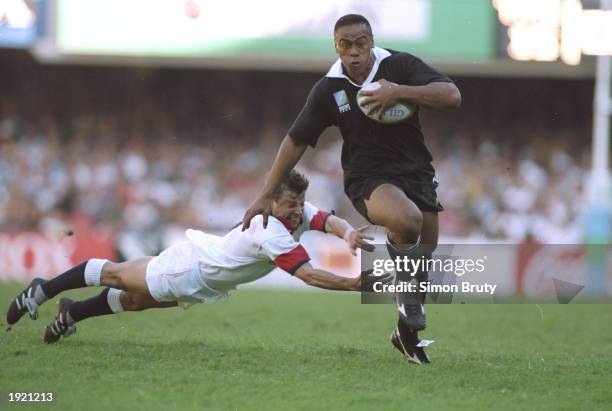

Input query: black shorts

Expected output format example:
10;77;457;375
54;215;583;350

345;169;443;223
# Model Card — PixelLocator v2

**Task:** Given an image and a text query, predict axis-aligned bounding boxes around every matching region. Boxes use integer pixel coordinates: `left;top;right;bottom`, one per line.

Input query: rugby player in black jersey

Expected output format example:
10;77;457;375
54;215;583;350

243;14;461;364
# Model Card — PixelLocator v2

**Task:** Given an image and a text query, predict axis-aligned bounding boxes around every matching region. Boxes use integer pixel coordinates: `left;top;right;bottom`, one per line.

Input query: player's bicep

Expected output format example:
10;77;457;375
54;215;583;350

302;202;333;233
261;235;311;275
274;244;310;274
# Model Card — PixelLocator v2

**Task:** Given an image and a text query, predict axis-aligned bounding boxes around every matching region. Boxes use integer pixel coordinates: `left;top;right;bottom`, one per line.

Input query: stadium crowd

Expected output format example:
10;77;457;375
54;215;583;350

0;52;593;247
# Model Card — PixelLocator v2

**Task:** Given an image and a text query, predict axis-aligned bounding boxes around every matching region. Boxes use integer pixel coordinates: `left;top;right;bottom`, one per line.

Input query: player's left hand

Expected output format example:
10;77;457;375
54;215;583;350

344;225;375;256
242;194;273;230
358;79;401;120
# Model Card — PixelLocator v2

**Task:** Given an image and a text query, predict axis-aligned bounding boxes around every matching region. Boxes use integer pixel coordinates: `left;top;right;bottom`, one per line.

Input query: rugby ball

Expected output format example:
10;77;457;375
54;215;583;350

356;81;415;124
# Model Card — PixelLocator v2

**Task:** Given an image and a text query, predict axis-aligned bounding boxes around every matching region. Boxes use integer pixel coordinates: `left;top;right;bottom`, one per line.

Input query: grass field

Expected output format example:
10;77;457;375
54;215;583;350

1;283;611;411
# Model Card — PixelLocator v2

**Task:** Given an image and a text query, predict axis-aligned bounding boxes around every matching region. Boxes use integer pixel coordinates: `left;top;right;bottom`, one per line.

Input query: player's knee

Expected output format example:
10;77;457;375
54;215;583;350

120;292;147;311
388;210;423;239
100;263;124;289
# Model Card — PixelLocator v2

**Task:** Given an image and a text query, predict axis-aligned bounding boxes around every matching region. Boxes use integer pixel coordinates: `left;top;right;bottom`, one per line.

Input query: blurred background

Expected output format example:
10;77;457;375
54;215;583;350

1;0;610;295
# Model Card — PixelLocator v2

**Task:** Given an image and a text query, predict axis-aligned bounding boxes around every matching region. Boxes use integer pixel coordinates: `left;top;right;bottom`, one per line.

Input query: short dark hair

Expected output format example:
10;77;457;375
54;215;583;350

334;14;372;37
272;170;309;199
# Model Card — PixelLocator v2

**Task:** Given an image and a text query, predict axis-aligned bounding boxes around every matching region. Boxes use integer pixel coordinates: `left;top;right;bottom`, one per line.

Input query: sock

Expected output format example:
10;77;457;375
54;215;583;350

34;285;49;305
387;234;430;332
106;288;125;313
397;316;420;346
40;259;109;299
386;234;421;255
68;288;124;323
386;234;421;279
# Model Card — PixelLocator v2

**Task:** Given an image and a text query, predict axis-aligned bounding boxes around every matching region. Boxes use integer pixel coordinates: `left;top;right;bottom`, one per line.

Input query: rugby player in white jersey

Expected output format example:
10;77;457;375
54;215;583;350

6;171;376;344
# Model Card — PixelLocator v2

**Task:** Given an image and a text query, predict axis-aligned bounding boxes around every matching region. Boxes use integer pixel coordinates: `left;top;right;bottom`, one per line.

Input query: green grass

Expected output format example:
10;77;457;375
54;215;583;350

1;283;611;411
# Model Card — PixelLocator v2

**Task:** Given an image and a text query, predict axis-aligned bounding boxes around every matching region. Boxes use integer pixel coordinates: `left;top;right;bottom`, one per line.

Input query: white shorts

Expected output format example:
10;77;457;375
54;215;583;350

146;241;227;305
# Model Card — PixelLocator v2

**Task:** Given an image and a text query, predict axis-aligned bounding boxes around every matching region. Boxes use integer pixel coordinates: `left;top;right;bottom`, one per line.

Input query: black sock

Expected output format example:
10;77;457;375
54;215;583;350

385;236;420;281
41;262;87;298
397;317;420;346
68;288;114;322
386;237;431;300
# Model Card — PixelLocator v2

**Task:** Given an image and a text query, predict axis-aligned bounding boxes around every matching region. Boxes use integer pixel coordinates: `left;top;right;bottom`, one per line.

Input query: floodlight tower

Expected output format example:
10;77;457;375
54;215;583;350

586;0;612;296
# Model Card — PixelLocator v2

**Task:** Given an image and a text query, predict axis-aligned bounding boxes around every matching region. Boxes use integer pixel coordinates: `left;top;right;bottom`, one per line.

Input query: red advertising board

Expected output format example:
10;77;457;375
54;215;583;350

0;231;116;281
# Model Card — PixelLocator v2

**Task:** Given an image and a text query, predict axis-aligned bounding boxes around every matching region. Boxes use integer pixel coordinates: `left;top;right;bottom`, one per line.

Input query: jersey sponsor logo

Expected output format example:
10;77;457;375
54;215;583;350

333;90;351;113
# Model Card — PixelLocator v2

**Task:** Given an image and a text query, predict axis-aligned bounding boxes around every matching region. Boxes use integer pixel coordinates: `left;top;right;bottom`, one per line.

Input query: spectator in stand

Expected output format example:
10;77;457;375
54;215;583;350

0;56;593;244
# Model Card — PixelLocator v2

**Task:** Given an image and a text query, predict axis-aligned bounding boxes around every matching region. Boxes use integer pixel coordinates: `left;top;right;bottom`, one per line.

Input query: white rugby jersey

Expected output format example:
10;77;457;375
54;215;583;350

185;202;331;293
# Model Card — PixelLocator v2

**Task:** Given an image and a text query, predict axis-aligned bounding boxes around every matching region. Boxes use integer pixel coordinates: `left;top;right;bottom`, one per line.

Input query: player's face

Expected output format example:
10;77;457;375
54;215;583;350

334;24;374;82
272;190;305;230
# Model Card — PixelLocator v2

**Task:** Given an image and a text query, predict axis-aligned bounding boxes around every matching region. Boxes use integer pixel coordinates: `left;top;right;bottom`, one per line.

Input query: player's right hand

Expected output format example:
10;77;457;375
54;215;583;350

241;195;273;230
360;269;394;292
358;78;401;120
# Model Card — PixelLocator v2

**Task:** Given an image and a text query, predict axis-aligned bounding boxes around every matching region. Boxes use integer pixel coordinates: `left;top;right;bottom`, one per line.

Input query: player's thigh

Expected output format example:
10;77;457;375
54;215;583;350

119;290;177;311
364;183;423;235
102;257;152;294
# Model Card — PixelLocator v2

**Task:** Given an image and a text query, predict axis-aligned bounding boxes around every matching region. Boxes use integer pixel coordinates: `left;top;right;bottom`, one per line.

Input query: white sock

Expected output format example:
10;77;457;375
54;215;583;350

386;234;421;254
84;259;109;286
107;288;124;313
34;285;49;305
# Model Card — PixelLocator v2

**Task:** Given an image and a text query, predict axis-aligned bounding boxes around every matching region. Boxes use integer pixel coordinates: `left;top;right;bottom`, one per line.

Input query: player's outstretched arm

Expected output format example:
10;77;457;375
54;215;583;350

294;262;360;291
325;216;375;256
242;135;307;230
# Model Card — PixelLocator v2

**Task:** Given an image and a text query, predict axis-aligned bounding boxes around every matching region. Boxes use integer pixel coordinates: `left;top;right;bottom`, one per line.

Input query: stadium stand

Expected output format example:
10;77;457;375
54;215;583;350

0;52;593;246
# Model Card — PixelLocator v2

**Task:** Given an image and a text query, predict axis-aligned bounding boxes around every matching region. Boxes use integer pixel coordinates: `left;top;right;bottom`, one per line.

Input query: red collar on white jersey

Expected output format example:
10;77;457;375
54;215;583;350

275;216;303;234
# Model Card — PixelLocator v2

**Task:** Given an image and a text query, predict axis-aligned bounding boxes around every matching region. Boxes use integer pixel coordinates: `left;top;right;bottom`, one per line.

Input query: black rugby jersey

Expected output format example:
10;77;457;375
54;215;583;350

288;47;451;183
